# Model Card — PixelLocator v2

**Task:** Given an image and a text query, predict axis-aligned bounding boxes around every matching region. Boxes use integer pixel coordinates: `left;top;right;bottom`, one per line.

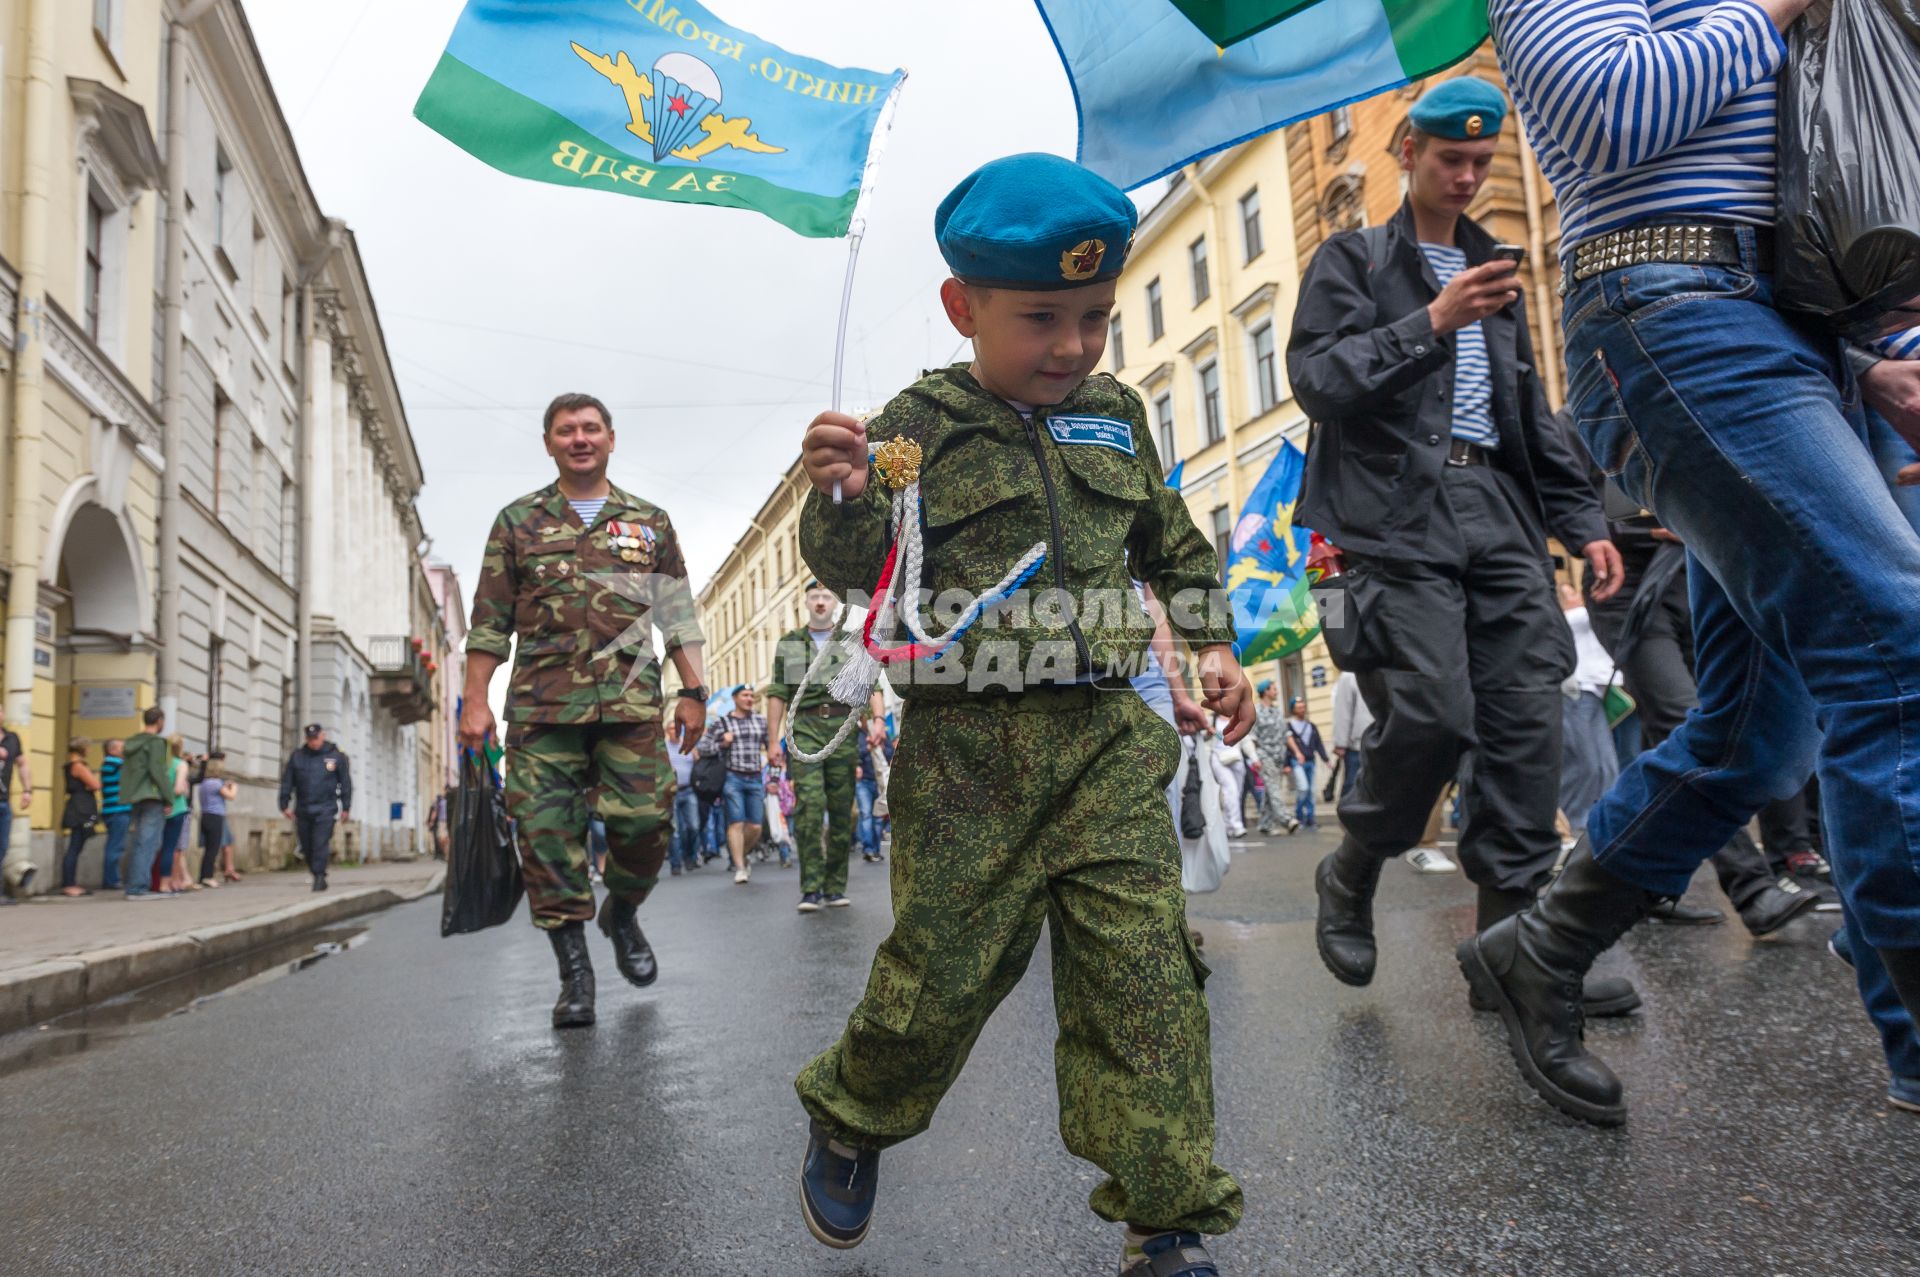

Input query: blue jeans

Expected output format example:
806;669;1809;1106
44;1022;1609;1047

100;810;129;890
1339;749;1363;801
671;787;702;868
722;770;765;828
703;800;724;854
123;801;168;896
1292;761;1316;827
855;778;879;855
1564;241;1920;1041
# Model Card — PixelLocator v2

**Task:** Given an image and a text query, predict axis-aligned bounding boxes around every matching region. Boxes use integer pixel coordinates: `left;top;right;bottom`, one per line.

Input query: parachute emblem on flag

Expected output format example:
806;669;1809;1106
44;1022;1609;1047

572;41;787;163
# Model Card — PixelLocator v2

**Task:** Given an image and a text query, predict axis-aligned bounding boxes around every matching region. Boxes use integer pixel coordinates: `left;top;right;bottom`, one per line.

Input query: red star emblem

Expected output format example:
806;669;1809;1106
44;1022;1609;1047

667;93;691;117
1258;539;1272;553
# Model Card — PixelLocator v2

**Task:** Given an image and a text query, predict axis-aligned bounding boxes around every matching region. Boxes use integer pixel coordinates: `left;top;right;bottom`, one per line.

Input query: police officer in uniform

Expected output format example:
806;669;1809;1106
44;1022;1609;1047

278;723;352;891
1286;80;1631;1012
460;392;707;1029
764;580;886;912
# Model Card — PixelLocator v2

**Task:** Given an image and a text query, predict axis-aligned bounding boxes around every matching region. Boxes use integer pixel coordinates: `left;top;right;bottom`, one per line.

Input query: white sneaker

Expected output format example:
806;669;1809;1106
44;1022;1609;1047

733;865;751;884
1406;847;1458;874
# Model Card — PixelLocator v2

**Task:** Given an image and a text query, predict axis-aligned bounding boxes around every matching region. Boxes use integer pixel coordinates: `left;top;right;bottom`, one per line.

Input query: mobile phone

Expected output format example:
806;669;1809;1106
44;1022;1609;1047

1491;243;1527;267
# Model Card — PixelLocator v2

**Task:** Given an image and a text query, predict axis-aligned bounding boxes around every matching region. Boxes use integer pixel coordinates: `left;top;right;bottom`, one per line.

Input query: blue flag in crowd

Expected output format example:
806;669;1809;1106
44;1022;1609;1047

1224;439;1319;663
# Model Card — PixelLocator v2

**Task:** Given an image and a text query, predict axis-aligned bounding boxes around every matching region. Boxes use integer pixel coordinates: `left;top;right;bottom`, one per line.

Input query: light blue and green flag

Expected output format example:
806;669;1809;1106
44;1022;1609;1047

414;0;904;237
1036;0;1488;188
1225;439;1320;664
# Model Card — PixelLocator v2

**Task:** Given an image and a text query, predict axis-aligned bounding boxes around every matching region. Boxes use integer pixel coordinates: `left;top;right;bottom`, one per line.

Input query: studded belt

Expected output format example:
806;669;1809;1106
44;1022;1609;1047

1561;222;1772;293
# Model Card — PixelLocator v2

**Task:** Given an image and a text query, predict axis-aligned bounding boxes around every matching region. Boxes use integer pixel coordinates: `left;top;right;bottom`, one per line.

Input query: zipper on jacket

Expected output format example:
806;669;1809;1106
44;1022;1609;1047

1023;413;1094;678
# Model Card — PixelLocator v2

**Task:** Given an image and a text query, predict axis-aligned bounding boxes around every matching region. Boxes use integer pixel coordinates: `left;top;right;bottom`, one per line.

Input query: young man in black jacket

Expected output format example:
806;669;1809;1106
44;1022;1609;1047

1286;78;1626;1014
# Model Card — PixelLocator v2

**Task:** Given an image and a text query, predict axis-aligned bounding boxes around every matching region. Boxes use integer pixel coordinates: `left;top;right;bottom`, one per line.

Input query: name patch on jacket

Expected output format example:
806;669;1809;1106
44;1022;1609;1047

1046;416;1135;455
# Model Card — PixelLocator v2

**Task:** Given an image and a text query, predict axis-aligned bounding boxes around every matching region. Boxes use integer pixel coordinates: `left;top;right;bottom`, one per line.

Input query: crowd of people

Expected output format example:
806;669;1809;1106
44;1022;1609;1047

449;4;1920;1269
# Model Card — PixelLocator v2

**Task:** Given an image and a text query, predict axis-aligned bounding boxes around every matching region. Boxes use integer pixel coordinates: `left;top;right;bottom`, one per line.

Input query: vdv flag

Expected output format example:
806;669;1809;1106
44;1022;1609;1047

414;0;904;237
1225;439;1319;664
1035;0;1488;188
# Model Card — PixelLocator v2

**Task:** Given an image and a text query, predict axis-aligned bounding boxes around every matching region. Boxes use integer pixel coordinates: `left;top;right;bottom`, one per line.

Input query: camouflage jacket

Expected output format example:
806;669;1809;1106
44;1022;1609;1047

467;482;704;724
763;624;855;716
799;367;1235;705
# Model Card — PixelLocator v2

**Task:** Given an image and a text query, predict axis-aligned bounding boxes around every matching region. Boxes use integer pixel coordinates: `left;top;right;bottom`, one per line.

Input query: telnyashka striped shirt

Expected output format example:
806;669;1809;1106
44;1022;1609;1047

1488;0;1786;250
1419;244;1500;450
100;754;129;815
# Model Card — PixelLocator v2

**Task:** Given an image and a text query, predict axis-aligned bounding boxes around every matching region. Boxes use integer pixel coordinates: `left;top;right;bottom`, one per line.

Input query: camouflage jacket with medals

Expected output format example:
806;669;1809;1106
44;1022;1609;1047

467;482;703;723
799;367;1235;705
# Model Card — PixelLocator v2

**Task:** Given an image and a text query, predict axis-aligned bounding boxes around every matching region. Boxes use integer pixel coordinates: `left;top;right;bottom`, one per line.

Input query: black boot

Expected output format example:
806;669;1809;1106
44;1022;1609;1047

1469;886;1641;1018
597;894;658;987
1315;839;1383;986
1456;844;1661;1125
548;922;596;1029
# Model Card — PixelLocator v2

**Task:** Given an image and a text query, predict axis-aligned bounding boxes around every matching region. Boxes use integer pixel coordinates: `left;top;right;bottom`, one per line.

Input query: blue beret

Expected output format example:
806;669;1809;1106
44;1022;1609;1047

1256;679;1274;695
935;153;1137;290
1409;77;1507;141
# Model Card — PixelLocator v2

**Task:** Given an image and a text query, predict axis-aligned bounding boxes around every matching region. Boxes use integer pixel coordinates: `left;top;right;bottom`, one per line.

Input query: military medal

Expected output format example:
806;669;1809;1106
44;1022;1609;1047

785;435;1048;765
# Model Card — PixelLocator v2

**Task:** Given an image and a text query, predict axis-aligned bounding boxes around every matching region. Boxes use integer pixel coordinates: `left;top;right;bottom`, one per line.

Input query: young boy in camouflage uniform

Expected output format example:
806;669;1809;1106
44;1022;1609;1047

461;393;707;1029
794;154;1251;1276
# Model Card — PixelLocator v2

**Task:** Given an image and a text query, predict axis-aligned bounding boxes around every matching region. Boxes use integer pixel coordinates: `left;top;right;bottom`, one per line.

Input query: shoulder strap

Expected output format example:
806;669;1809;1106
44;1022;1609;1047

1359;223;1393;271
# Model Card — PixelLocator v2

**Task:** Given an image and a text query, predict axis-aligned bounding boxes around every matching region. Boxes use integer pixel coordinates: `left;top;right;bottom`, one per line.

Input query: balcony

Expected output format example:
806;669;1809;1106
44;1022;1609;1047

368;636;437;725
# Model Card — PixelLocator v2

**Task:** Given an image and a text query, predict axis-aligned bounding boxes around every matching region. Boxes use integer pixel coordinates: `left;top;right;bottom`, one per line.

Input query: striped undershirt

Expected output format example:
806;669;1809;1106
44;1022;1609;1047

568;497;607;526
1490;0;1920;361
1419;244;1500;450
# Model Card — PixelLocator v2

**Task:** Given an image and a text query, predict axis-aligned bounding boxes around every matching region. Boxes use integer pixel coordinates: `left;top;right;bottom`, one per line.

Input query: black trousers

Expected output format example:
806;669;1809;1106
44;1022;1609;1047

1588;565;1779;905
1338;465;1575;893
198;813;227;883
296;810;336;876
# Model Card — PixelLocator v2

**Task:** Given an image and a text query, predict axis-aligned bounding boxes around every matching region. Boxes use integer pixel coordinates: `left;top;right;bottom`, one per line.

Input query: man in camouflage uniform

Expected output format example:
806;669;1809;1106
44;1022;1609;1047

792;155;1251;1274
765;581;886;912
461;392;707;1029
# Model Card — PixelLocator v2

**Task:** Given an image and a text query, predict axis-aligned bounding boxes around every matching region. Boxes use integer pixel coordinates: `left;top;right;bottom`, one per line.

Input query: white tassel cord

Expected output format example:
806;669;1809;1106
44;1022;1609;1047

784;605;871;765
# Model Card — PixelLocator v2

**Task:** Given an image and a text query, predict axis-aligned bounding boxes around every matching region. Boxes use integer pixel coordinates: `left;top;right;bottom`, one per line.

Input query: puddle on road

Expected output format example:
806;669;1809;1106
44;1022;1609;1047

0;926;370;1078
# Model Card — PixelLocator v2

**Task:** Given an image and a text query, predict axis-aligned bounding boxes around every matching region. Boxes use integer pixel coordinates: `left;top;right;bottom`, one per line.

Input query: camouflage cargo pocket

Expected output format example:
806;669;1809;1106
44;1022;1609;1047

856;945;925;1036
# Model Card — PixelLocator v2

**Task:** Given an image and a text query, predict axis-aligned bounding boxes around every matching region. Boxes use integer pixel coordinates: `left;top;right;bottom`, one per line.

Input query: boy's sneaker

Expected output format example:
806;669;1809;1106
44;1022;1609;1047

797;892;823;913
1785;849;1832;881
734;865;751;885
1406;847;1458;874
800;1121;879;1249
1890;1076;1920;1114
824;893;851;908
1118;1230;1220;1275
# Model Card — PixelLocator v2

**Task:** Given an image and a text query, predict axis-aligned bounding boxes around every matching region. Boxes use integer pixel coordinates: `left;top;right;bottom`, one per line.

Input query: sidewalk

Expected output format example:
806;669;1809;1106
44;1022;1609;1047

0;861;444;1034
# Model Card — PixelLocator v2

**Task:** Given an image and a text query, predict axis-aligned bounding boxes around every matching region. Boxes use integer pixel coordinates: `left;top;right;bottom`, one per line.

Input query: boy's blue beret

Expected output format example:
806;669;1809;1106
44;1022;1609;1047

935;153;1137;290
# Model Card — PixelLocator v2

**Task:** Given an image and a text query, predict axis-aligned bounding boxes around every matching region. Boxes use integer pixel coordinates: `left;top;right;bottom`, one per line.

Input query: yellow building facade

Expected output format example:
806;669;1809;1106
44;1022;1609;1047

692;458;813;695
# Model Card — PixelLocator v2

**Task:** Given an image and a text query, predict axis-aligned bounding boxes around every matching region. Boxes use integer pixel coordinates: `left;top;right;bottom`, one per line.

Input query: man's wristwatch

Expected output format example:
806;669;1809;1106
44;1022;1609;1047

676;685;708;702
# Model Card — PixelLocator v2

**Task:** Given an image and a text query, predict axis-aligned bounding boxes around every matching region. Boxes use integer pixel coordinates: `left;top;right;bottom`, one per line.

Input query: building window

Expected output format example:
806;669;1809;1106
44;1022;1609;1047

1199;361;1222;444
1189;236;1210;305
1110;314;1125;371
1146;278;1165;342
83;191;107;341
1329;105;1353;145
214;146;231;246
207;637;224;753
1239;187;1264;262
1252;322;1279;414
93;0;120;52
1210;505;1232;578
1154;393;1176;470
1322;174;1366;234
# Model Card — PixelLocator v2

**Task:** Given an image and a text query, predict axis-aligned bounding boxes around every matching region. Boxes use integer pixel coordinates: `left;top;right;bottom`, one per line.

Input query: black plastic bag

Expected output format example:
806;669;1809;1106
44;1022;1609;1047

441;751;524;937
1777;0;1920;336
1179;742;1207;841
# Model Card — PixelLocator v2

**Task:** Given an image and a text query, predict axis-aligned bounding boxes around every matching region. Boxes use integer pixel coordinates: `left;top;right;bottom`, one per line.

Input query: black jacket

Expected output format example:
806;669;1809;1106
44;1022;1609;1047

279;743;352;814
1286;200;1607;561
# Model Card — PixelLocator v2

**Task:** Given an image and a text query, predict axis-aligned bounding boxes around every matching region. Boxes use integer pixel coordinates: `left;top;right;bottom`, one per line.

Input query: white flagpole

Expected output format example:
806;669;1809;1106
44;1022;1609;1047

831;74;906;504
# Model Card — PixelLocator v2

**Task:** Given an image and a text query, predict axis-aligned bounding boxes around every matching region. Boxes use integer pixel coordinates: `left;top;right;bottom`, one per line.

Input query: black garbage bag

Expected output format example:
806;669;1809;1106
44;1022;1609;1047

1777;0;1920;337
1179;741;1207;842
441;751;524;937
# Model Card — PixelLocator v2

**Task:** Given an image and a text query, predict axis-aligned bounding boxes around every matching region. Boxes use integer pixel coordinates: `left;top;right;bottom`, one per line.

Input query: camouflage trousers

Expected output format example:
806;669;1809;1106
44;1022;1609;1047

794;686;1243;1235
506;719;670;928
789;711;858;896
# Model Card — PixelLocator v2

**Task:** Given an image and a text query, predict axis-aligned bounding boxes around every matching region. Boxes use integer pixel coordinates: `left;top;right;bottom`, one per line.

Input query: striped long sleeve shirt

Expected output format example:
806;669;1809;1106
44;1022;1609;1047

1489;0;1920;360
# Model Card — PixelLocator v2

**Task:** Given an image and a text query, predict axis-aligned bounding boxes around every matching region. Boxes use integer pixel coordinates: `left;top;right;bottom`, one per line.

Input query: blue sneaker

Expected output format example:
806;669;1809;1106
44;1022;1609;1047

1119;1231;1220;1275
796;892;823;913
800;1120;878;1249
1891;1076;1920;1115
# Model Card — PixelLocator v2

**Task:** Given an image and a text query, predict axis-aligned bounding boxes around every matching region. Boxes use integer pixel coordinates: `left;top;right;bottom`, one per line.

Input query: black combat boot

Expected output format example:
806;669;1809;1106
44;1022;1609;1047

1469;886;1641;1018
597;894;658;987
548;922;596;1029
1314;838;1383;986
1456;843;1661;1125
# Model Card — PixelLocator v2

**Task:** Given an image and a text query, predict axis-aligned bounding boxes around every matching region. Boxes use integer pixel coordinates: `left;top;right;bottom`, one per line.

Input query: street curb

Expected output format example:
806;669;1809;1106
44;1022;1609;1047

0;868;444;1036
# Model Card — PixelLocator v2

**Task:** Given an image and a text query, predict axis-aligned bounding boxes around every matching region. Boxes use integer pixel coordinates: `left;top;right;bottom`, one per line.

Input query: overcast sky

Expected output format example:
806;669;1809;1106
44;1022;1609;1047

245;0;1115;609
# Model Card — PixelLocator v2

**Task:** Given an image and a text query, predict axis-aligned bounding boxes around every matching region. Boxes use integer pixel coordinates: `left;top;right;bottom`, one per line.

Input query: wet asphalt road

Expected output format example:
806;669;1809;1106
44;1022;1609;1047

3;828;1917;1277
